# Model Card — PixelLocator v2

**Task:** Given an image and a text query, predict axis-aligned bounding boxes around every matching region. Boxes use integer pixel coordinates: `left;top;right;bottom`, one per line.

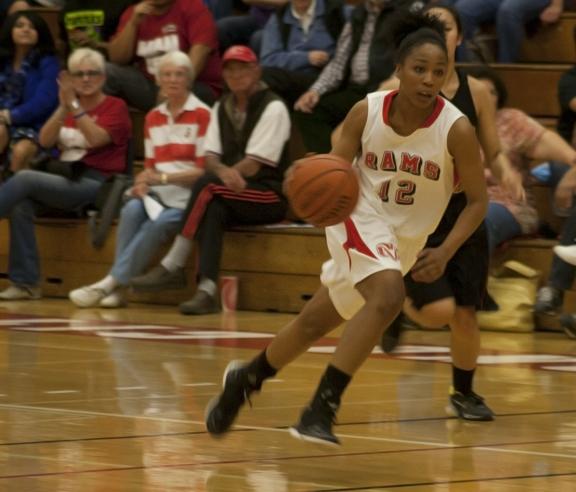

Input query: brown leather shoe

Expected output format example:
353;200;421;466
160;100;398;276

179;290;220;315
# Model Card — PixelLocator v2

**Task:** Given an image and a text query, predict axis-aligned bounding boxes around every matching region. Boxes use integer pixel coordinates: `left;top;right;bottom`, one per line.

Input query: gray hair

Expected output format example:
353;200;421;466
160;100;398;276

68;48;106;73
156;51;194;80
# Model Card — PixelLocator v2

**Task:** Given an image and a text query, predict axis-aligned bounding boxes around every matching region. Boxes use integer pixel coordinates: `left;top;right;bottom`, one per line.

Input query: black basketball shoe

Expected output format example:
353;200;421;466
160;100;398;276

447;388;494;421
205;360;254;436
380;313;407;354
290;391;340;447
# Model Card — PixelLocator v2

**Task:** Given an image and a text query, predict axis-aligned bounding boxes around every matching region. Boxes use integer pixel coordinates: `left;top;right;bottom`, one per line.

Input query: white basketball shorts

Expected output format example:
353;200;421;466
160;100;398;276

321;198;426;320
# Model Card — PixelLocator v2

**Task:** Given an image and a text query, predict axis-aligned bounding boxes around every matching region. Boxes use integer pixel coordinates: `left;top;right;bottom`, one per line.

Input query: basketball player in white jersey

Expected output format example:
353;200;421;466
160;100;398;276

204;10;488;447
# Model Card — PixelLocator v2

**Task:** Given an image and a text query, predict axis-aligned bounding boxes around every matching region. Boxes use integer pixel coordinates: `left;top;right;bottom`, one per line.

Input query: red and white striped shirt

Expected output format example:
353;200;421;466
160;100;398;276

144;93;211;208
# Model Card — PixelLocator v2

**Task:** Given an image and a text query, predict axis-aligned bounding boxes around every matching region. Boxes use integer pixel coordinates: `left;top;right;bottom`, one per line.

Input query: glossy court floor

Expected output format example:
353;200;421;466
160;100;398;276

0;299;575;491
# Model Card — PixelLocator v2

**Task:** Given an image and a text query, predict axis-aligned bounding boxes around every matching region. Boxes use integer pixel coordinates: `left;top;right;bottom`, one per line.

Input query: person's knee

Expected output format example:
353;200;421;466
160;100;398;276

409;297;455;328
366;287;405;322
10;140;37;168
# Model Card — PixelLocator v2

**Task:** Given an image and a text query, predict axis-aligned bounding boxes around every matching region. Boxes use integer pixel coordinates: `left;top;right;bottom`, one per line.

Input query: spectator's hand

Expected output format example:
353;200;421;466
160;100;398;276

132;1;155;24
540;4;562;24
68;28;99;49
135;168;154;185
308;50;330;67
410;247;449;283
294;90;320;113
218;166;246;192
501;167;526;202
131;182;149;198
57;71;77;110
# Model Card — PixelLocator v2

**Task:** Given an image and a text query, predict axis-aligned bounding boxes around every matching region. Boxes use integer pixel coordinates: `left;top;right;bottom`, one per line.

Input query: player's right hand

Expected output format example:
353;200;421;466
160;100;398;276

294;90;320;113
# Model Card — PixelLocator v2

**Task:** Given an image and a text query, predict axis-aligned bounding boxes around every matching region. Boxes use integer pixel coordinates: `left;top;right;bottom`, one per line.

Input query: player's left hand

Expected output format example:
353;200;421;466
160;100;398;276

410;247;449;283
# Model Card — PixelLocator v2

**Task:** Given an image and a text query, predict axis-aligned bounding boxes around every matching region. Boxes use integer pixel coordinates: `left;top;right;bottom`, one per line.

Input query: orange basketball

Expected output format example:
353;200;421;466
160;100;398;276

285;154;359;227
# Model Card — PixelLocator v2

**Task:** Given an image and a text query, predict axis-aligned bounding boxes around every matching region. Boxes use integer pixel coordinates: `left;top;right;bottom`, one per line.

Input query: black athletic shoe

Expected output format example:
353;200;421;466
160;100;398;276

447;388;494;421
560;313;576;340
380;313;406;354
205;360;253;436
290;403;340;447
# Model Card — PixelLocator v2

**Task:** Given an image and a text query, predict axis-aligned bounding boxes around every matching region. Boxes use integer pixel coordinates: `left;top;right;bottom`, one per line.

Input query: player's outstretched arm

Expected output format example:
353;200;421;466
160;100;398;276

331;99;368;165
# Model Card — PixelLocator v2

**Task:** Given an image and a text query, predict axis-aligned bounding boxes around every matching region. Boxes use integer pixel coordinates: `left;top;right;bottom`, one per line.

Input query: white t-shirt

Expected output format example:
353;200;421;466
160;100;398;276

204;99;290;167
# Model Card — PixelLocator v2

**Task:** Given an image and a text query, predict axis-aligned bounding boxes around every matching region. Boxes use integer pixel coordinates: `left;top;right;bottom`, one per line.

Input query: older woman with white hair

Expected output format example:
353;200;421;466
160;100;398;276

0;47;131;301
70;50;210;308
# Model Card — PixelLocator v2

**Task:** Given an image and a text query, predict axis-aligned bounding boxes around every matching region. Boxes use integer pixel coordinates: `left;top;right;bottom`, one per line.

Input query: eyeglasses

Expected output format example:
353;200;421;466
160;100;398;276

70;70;103;79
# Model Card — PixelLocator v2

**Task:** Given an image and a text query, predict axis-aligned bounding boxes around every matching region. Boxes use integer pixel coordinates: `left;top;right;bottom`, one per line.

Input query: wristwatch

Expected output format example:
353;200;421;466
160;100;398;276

70;99;81;112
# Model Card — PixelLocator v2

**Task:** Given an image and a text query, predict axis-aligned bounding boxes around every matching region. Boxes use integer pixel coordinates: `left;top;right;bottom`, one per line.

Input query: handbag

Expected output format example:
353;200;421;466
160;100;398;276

88;173;133;249
477;260;540;332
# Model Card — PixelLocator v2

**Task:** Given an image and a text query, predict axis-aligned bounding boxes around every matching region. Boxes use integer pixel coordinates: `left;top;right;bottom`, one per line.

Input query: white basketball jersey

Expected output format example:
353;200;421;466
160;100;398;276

356;90;465;240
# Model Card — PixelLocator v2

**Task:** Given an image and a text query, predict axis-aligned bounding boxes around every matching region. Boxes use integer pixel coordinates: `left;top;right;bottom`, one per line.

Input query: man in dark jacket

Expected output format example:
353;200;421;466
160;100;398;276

293;0;415;153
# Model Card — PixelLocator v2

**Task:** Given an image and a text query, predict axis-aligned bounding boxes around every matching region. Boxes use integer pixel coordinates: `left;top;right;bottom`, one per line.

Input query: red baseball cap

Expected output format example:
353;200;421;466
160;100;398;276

222;45;258;64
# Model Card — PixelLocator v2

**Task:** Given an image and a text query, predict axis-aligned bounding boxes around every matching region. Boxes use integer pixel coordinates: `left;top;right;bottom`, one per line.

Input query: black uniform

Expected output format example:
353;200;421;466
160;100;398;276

405;70;489;309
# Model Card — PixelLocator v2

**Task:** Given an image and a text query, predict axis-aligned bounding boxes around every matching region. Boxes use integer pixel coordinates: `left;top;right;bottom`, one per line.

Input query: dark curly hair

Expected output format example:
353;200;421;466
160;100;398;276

388;9;448;65
424;3;463;36
0;11;56;66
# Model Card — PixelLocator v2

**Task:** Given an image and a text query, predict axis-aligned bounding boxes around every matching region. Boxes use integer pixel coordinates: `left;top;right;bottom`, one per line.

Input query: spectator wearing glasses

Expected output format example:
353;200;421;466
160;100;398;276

69;50;209;309
0;48;131;301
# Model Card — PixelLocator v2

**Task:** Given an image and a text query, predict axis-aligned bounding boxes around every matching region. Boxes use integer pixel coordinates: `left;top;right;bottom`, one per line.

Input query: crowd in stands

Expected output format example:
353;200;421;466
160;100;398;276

1;0;576;338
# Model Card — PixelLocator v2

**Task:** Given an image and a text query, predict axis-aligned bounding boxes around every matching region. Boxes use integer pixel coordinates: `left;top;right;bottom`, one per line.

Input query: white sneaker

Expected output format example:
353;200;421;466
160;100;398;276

69;286;109;308
554;245;576;266
99;289;128;308
0;284;41;300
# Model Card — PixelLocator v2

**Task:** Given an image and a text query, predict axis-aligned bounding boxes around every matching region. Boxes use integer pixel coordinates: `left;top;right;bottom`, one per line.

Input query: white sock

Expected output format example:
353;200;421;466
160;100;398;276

198;277;217;297
161;235;192;272
90;275;117;294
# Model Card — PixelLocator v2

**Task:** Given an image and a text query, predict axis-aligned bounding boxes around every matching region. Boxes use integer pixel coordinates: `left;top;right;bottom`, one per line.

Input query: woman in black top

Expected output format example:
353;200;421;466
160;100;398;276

376;5;525;421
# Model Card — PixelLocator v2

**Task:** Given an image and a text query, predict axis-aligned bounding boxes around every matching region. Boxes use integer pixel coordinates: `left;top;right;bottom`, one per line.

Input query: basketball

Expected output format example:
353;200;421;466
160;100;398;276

285;154;359;227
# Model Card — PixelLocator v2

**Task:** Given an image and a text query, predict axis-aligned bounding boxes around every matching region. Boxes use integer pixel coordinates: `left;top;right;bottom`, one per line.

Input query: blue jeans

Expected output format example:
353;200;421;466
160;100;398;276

454;0;551;62
109;198;183;285
485;202;523;254
0;169;105;286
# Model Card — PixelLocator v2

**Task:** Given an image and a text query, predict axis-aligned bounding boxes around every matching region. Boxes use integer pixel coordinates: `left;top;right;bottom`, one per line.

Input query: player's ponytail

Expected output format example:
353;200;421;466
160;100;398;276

388;10;447;64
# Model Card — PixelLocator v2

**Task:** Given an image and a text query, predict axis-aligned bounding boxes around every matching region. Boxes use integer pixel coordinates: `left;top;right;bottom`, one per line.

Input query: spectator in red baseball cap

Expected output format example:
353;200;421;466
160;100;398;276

222;45;258;64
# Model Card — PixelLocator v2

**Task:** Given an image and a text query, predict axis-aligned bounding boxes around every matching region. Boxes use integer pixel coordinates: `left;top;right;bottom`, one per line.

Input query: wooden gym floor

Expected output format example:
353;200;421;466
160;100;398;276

0;300;575;491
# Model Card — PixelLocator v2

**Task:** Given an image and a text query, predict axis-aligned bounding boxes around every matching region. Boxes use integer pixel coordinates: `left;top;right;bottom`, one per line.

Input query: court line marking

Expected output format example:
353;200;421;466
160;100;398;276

318;472;576;491
1;402;576;461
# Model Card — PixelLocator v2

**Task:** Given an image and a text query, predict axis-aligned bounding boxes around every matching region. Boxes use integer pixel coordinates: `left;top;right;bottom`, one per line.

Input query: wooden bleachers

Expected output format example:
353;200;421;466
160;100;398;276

0;220;327;313
521;13;576;64
489;63;568;118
